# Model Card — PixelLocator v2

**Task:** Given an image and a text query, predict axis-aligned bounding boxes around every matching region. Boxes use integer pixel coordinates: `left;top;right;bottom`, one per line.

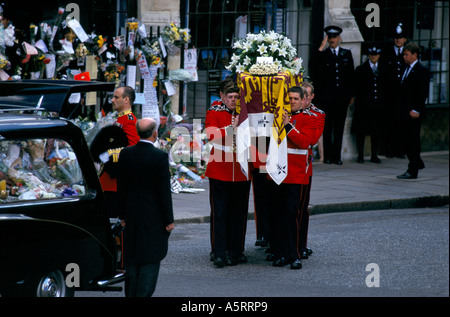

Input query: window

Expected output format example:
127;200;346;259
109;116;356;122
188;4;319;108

0;139;87;203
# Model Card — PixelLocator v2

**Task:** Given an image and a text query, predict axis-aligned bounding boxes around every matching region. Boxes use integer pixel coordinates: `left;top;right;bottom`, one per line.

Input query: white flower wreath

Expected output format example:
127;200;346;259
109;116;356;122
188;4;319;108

226;30;303;76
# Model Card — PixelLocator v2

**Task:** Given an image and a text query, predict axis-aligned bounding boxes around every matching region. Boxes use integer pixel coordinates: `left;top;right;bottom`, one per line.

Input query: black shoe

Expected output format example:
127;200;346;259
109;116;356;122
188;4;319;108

370;156;381;164
397;172;417;179
226;256;239;266
356;156;364;163
324;159;332;164
395;154;406;159
301;247;313;259
266;253;275;261
290;259;302;270
334;160;343;165
273;257;290;267
214;257;226;268
386;153;394;158
239;253;248;264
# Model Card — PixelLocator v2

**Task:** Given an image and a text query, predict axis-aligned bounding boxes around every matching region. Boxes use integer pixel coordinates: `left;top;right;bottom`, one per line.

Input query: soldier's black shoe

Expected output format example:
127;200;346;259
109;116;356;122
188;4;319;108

273;257;290;267
290;259;302;270
214;257;226;268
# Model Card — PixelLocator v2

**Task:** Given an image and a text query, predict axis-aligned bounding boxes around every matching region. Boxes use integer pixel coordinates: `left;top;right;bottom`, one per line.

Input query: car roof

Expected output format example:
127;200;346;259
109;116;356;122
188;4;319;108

0;113;69;135
0;80;115;118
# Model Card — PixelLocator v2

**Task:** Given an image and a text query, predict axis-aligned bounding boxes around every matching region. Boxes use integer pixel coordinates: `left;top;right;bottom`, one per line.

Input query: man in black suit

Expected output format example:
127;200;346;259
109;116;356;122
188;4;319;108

382;23;408;158
396;42;430;179
351;45;387;164
315;25;355;165
118;117;175;297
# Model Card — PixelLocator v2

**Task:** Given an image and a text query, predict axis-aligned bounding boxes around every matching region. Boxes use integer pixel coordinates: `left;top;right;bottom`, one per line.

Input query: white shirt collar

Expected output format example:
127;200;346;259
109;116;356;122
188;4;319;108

140;139;154;145
408;59;418;69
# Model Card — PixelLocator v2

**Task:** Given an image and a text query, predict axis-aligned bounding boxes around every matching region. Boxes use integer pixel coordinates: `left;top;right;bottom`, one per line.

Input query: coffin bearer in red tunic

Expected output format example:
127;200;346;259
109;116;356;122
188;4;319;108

205;81;251;268
296;82;325;260
268;86;325;269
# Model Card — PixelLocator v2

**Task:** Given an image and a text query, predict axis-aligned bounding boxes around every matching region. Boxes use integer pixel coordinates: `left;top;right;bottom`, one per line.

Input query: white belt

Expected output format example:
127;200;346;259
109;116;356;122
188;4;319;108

287;148;309;155
213;144;235;153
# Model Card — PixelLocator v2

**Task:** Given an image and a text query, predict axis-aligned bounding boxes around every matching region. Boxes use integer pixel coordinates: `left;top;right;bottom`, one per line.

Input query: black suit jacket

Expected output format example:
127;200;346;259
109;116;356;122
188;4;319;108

118;141;174;264
315;47;355;104
397;61;430;121
352;60;387;134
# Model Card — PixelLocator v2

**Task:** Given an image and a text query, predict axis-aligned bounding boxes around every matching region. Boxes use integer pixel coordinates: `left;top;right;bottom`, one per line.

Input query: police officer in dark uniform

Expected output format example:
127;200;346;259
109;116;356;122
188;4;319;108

381;23;408;158
315;25;355;165
351;45;387;164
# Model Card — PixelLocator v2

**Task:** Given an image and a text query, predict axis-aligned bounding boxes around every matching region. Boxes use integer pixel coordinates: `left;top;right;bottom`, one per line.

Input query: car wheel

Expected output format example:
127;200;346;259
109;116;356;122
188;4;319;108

35;270;74;297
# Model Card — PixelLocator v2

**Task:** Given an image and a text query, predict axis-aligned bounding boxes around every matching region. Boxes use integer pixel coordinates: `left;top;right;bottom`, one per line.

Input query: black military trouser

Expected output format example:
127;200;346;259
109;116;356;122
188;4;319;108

209;178;251;259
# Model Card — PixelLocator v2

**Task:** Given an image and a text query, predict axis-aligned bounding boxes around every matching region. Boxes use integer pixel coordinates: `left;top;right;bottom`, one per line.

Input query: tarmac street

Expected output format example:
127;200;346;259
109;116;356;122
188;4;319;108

75;151;449;298
76;206;449;298
172;151;449;222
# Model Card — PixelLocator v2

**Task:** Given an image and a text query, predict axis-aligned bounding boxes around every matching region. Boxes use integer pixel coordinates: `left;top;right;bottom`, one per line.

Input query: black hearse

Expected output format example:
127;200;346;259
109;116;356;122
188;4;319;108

0;80;124;297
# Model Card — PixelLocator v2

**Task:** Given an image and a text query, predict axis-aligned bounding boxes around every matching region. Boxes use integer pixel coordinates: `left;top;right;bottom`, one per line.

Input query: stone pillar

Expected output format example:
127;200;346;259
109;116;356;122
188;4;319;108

138;0;181;115
324;0;364;161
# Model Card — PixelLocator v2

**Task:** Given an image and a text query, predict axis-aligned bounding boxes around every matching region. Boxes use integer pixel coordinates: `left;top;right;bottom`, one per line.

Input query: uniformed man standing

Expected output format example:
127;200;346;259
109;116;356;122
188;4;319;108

351;46;387;164
296;82;325;260
99;86;140;218
315;25;354;165
205;81;251;268
268;86;325;270
382;23;408;158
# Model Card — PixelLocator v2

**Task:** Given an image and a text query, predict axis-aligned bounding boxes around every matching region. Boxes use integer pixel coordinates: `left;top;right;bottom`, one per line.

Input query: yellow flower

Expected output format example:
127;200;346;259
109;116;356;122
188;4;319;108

97;35;104;48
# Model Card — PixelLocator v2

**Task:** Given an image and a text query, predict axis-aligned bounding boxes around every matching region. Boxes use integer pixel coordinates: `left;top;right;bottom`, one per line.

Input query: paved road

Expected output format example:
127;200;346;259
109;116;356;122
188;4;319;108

76;206;449;298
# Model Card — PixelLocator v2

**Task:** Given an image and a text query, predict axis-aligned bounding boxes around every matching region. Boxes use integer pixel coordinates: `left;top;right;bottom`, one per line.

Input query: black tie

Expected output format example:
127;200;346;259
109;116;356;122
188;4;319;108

333;49;337;56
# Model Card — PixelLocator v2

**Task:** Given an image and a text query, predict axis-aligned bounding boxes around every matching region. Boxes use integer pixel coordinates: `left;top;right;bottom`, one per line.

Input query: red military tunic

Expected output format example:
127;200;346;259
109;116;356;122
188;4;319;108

99;109;140;192
282;105;325;184
205;100;249;182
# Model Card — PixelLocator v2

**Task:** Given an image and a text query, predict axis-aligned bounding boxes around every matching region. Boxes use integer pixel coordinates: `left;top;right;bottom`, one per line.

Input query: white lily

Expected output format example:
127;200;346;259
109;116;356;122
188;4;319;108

257;43;268;55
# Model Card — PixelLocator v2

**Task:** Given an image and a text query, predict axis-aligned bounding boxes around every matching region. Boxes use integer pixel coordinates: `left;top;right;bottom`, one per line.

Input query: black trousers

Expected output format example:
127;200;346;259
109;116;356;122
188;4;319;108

209;178;251;258
251;169;270;242
399;118;424;176
268;181;308;260
125;262;160;297
321;101;349;162
298;178;312;254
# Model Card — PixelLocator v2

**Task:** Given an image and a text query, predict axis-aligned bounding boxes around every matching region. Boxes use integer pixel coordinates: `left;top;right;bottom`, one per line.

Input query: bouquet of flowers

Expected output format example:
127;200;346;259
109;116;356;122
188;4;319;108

226;30;303;76
138;38;164;67
248;61;279;76
101;62;125;82
161;22;191;46
0;53;10;69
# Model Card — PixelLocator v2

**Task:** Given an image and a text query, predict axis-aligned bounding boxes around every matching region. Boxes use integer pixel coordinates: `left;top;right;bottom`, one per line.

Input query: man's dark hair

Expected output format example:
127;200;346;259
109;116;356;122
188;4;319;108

288;86;305;99
302;81;315;94
121;86;136;104
223;81;239;95
136;119;157;139
404;42;421;57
